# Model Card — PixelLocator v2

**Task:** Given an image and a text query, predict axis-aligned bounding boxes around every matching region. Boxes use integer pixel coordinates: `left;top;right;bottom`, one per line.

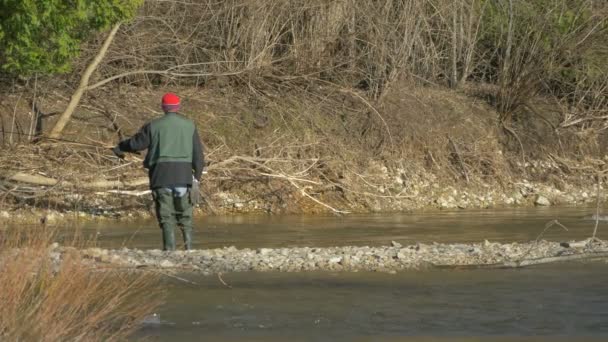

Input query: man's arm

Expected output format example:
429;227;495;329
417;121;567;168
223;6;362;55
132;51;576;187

192;127;204;180
115;123;151;154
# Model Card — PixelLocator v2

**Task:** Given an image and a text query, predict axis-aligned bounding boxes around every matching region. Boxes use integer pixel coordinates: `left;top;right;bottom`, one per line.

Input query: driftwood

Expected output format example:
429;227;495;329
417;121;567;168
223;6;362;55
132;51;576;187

5;172;149;190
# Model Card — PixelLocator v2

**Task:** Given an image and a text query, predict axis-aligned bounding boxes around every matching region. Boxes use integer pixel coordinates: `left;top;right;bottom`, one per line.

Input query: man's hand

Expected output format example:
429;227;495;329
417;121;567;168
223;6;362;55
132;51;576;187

112;146;126;159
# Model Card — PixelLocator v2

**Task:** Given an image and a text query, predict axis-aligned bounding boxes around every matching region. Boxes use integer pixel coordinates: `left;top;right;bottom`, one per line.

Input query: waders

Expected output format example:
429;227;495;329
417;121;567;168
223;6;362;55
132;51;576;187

153;188;194;251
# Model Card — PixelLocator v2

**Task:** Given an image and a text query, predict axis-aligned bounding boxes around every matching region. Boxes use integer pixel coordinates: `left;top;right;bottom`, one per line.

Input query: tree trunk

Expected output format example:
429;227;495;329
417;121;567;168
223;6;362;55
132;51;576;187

49;23;121;139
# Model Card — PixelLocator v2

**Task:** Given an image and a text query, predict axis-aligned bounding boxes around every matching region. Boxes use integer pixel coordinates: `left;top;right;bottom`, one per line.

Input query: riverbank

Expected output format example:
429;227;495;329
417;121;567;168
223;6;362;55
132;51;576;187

1;84;605;222
63;238;608;275
0;166;603;224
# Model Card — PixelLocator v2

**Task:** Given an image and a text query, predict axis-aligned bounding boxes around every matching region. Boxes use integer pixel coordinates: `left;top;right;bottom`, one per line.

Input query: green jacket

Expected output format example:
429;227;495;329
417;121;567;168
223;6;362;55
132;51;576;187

117;112;204;188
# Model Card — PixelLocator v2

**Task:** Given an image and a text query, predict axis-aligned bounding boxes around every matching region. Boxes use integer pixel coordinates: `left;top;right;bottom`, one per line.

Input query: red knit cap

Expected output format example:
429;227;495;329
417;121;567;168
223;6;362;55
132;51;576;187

161;92;180;112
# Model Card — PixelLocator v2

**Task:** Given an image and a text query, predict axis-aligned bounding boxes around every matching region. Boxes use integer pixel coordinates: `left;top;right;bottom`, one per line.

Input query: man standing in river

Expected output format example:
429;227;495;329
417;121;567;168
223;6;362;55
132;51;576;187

112;93;204;251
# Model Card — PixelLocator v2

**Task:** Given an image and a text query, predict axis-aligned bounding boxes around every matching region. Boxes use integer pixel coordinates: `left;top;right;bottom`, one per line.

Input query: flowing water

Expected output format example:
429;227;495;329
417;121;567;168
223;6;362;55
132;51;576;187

137;265;608;342
83;206;605;249
78;207;608;341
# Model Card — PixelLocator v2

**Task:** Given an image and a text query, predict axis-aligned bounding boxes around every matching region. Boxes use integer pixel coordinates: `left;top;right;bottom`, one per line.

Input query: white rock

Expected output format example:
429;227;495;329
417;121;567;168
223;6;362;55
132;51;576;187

329;257;342;264
149;249;163;257
534;195;551;206
159;259;175;268
86;247;104;258
258;248;273;255
1;211;10;218
391;241;402;248
397;248;411;260
46;212;58;223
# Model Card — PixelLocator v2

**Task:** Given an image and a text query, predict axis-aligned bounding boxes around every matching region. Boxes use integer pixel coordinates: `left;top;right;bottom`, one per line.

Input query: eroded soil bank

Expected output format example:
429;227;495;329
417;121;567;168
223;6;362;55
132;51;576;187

1;84;605;223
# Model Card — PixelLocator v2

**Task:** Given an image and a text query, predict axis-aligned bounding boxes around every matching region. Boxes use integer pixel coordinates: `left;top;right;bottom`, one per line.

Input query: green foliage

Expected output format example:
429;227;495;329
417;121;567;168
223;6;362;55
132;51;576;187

0;0;142;75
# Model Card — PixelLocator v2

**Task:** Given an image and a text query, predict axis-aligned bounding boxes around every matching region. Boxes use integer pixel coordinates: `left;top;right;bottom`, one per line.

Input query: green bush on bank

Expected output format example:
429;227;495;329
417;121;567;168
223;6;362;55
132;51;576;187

0;0;142;75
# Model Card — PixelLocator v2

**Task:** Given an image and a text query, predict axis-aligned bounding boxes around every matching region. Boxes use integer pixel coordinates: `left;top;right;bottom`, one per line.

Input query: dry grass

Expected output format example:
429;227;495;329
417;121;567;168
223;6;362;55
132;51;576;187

0;226;163;341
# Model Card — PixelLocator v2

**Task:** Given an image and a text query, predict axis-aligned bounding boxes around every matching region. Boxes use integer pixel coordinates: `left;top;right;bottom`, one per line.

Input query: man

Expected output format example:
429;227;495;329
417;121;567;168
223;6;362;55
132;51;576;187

112;93;204;251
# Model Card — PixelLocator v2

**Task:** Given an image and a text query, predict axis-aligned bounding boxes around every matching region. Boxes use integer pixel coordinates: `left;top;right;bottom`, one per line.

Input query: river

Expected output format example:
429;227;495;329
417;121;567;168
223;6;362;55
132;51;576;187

80;207;608;341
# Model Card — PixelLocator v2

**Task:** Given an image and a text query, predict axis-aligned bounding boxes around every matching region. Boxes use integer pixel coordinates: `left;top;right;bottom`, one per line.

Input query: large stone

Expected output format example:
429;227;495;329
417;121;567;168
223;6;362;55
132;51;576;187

328;256;342;264
535;195;551;206
258;248;273;256
437;196;457;209
159;259;175;268
149;249;163;257
396;248;412;260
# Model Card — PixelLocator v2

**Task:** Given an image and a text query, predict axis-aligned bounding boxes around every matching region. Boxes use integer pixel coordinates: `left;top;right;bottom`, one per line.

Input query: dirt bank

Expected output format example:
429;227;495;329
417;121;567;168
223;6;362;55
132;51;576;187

0;82;605;223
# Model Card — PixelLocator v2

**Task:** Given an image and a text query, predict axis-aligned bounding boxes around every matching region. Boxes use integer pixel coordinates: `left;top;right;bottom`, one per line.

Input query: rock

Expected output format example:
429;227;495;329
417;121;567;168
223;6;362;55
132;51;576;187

258;248;273;255
437;196;457;209
391;241;402;248
85;248;105;258
159;259;175;268
329;256;342;264
534;195;551;206
142;313;161;325
49;252;61;262
45;212;59;223
457;201;469;209
111;255;123;263
0;211;10;219
396;248;411;260
149;249;163;257
100;254;112;263
467;247;481;255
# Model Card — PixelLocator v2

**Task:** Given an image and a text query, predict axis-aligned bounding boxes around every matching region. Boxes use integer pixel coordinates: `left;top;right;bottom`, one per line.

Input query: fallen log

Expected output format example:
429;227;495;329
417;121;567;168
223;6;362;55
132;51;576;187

3;172;149;190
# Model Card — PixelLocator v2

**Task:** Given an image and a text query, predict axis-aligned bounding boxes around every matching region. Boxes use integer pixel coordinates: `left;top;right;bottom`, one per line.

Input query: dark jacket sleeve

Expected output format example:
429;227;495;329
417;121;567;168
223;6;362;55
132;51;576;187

192;127;204;181
117;123;151;153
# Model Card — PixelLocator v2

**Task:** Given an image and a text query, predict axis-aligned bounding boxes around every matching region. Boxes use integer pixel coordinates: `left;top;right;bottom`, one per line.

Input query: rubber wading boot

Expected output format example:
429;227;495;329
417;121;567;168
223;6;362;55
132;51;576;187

162;226;176;251
181;227;192;250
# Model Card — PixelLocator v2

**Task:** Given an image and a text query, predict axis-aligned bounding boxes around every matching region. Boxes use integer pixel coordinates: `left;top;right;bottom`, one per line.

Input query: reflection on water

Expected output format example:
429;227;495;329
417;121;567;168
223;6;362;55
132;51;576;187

76;206;605;250
139;263;608;341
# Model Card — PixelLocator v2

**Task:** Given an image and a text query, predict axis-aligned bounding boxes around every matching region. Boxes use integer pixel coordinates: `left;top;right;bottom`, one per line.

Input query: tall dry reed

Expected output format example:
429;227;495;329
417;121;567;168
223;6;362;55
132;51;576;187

0;226;163;341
